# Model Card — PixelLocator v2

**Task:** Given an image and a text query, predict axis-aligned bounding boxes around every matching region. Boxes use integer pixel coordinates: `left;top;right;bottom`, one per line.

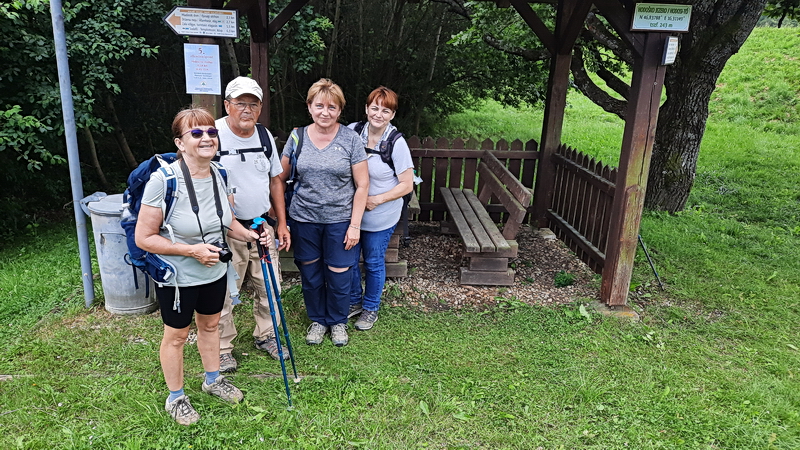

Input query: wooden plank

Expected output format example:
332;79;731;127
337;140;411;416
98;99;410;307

385;260;407;278
451;188;496;252
384;248;399;263
389;234;400;247
546;209;605;271
439;187;480;252
469;257;509;272
509;0;556;54
410;149;539;160
482;151;532;206
552;152;615;194
477;163;527;221
464;240;518;258
267;0;310;38
459;267;515;286
462;189;510;251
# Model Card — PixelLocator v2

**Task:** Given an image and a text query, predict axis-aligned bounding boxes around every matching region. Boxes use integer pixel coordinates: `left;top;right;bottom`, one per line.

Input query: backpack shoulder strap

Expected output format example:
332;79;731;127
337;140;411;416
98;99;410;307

255;123;273;160
353;120;367;135
378;130;404;174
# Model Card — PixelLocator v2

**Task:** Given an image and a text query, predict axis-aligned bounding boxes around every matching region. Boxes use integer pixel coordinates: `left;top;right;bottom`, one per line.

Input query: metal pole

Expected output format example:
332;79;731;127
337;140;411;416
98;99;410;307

50;0;95;308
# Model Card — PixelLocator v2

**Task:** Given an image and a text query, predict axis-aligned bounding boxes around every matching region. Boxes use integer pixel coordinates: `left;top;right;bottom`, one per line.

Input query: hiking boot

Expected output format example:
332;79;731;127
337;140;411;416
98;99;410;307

219;353;237;373
347;303;363;318
330;323;349;347
202;375;243;404
354;310;378;331
306;322;327;345
165;394;200;426
255;337;289;361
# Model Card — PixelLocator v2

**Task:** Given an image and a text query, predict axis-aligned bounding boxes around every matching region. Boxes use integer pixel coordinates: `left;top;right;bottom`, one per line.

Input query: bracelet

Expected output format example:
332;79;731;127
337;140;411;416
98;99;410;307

349;224;360;230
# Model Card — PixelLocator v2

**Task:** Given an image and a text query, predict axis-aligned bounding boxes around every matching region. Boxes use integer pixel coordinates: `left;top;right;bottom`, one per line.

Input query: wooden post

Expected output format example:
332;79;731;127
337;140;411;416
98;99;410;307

530;0;584;228
248;0;270;127
601;32;668;305
188;0;221;118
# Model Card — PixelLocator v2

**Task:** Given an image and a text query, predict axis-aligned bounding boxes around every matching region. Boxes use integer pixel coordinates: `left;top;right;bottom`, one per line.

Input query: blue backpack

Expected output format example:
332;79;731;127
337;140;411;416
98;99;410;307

119;153;227;295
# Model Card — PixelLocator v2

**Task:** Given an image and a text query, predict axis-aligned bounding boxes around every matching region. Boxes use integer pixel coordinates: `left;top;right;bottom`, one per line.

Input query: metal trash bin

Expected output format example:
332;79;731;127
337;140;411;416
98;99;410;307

81;192;157;315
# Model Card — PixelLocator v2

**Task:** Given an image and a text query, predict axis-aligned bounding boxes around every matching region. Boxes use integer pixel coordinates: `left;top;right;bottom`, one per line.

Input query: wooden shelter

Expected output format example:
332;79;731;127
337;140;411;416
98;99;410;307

188;0;673;307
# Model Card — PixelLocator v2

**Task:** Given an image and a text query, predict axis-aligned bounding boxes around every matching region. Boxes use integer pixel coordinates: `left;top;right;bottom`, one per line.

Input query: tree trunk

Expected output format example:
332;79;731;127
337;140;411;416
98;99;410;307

644;0;767;211
82;127;112;192
326;0;342;78
224;38;240;78
104;93;138;169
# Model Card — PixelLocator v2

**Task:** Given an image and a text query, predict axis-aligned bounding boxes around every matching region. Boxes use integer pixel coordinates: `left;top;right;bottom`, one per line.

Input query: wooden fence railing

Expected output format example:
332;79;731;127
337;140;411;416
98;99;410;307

547;144;617;273
407;136;539;223
405;137;616;274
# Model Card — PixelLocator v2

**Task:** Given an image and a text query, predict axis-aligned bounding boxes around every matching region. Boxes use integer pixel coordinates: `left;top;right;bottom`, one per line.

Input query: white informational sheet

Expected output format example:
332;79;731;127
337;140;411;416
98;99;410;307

184;44;221;95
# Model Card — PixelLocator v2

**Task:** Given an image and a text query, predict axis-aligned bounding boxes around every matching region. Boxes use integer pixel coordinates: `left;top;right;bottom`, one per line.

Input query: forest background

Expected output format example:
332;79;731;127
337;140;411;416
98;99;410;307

0;0;798;235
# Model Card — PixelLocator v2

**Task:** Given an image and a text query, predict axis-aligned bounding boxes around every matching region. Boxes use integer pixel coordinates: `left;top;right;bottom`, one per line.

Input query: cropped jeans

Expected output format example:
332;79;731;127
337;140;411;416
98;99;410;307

350;223;397;312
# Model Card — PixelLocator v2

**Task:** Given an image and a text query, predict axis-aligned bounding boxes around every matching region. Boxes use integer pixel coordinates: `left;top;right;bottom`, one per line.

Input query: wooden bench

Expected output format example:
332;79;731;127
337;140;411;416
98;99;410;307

440;151;532;285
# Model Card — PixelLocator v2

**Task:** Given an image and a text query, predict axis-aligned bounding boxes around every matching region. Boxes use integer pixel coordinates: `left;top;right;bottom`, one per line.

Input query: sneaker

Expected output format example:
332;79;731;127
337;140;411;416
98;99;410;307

306;322;327;345
202;375;243;404
255;337;289;361
330;323;349;347
219;353;237;373
354;310;378;331
165;394;200;426
347;303;363;318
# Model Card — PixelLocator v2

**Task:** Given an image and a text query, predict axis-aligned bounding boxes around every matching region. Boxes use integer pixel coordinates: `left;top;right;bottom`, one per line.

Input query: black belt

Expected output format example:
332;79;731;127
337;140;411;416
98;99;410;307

237;213;276;230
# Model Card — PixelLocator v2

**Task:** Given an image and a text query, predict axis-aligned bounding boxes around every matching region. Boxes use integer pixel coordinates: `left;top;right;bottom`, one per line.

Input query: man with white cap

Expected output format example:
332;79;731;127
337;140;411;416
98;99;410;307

215;76;291;370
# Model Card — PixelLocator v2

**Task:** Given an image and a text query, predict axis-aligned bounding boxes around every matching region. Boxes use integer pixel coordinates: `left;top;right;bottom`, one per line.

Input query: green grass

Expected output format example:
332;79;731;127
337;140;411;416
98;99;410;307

1;26;800;449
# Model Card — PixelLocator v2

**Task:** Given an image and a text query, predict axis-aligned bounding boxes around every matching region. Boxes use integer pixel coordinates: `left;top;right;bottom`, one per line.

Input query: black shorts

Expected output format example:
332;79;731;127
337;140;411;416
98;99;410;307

155;274;227;329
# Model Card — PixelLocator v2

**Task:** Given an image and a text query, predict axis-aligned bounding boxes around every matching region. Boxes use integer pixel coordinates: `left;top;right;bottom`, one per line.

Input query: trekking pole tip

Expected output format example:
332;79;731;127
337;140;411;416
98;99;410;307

294;377;302;383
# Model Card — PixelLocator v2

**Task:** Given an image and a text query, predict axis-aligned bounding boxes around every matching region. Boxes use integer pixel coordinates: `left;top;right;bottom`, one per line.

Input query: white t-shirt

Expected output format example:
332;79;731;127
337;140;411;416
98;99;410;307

141;162;232;286
215;117;283;220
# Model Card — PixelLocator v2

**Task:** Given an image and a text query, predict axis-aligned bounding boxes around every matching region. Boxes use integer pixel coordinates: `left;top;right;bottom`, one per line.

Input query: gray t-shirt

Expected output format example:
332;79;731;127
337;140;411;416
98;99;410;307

141;161;232;286
347;122;415;232
215;118;283;220
281;125;367;224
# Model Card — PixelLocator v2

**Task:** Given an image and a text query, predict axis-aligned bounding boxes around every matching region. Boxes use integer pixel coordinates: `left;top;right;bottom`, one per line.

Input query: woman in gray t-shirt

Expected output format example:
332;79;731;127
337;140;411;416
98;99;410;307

346;86;414;332
280;79;369;348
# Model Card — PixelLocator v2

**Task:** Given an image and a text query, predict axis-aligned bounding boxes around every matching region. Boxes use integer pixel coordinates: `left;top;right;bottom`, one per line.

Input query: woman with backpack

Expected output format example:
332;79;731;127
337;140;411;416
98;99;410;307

347;86;415;331
135;106;272;426
280;78;369;347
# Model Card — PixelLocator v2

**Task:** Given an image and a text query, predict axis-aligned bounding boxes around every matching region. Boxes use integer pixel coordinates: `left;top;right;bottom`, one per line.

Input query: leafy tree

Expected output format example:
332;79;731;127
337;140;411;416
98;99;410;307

764;0;800;27
0;0;163;230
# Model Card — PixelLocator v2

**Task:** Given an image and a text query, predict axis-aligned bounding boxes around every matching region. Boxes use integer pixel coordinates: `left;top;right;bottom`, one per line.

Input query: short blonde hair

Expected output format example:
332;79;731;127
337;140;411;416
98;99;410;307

171;106;215;138
306;78;346;110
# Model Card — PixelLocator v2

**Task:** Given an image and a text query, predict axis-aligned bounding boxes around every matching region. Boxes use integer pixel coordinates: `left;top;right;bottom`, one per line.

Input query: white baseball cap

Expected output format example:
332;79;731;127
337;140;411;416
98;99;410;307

225;76;263;101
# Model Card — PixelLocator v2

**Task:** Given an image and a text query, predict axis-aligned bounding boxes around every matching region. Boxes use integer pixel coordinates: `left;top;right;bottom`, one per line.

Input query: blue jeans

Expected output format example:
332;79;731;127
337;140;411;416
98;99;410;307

292;221;359;326
350;224;397;311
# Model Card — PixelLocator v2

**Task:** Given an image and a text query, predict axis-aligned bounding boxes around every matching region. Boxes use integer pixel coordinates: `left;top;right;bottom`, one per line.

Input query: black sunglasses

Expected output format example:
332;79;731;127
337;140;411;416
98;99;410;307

180;128;219;139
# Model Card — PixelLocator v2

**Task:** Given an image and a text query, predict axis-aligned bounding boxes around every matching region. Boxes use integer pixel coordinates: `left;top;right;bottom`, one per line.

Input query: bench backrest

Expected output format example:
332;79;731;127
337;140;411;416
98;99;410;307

476;150;533;240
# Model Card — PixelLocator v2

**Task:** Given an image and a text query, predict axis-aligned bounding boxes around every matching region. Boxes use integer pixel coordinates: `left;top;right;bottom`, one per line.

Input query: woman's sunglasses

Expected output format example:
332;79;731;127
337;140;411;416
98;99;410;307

180;128;219;139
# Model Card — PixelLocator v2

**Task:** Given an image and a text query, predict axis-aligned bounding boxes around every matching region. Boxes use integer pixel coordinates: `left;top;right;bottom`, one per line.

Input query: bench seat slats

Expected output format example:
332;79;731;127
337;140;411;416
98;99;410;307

451;188;496;252
440;187;481;253
462;189;511;251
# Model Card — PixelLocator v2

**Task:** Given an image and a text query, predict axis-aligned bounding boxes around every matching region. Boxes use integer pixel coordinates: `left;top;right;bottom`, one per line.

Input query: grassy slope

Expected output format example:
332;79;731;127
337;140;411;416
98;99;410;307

1;28;799;449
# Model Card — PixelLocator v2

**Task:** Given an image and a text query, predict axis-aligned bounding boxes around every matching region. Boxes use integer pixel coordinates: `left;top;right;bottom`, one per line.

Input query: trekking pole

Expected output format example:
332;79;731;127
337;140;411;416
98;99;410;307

638;234;664;291
253;218;299;382
250;220;295;408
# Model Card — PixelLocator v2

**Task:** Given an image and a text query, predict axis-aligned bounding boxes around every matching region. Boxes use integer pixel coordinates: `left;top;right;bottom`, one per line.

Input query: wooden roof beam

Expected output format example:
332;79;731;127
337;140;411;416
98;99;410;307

268;0;310;39
557;0;592;54
591;0;644;57
510;0;556;55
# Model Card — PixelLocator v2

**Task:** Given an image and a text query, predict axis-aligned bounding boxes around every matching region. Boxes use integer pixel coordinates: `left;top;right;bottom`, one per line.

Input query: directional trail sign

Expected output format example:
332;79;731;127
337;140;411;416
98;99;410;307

163;6;238;39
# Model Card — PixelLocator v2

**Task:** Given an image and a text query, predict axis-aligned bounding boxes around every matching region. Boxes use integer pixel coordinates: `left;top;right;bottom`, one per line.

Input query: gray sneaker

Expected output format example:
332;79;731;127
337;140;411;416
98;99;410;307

354;310;378;331
255;337;289;361
306;322;327;345
219;353;237;373
330;323;349;347
202;375;243;404
347;303;363;318
165;394;200;426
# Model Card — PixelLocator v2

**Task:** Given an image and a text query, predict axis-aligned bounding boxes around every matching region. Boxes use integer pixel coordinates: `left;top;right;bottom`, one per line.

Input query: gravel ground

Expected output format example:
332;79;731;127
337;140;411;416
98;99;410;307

389;222;600;311
280;222;600;312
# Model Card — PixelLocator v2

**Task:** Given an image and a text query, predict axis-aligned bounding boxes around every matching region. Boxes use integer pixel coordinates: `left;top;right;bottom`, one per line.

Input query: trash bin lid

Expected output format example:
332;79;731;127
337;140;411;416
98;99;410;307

86;193;125;216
